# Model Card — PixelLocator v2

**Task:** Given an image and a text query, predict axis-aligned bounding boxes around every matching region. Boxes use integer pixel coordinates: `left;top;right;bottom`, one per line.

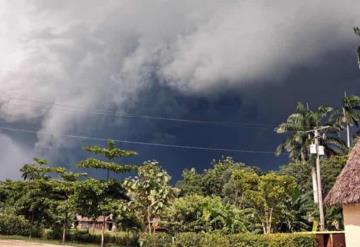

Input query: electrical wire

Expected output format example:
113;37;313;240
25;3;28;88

1;96;276;129
0;126;277;154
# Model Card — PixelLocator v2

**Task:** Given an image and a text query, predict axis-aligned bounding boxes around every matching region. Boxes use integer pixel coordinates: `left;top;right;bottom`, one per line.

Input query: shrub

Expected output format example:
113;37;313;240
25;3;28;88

105;231;139;246
138;232;173;247
173;232;202;246
139;232;316;247
42;229;138;246
199;233;230;247
0;213;42;237
262;233;316;247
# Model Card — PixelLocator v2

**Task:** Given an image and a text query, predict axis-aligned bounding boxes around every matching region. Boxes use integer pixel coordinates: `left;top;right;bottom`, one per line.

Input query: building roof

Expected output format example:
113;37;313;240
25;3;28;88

76;215;112;222
325;140;360;206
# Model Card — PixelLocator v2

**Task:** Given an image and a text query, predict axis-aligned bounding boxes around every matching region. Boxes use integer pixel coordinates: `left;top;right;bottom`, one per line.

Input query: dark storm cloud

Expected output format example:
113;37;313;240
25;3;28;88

0;0;360;178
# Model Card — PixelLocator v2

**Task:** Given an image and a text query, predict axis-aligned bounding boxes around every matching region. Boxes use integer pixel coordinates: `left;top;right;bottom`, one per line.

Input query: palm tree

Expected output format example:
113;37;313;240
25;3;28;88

331;93;360;148
275;102;347;205
275;102;345;160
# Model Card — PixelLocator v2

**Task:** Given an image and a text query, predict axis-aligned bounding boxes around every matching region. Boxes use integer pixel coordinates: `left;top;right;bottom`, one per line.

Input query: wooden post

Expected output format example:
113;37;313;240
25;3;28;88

101;216;106;247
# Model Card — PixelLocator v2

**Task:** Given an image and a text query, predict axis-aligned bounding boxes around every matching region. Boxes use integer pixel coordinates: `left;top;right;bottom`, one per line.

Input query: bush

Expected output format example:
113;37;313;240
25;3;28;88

228;233;317;247
174;232;229;247
139;232;316;247
0;213;42;237
139;232;173;247
104;231;139;246
32;230;316;247
173;232;202;246
43;229;138;246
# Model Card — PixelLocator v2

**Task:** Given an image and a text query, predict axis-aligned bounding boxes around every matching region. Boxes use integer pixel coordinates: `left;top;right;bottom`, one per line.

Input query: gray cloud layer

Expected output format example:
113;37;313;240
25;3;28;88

0;0;359;178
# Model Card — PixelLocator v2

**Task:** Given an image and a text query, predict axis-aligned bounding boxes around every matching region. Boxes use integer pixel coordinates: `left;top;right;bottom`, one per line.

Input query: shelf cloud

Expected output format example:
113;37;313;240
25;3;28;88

0;0;359;177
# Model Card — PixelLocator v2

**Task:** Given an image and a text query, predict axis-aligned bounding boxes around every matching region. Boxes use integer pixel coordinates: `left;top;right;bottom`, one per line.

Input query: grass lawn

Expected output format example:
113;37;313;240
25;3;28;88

0;235;107;247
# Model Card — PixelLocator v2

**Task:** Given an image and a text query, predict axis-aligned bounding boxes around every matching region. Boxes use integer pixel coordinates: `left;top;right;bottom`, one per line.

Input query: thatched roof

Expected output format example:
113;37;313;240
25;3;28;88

325;140;360;206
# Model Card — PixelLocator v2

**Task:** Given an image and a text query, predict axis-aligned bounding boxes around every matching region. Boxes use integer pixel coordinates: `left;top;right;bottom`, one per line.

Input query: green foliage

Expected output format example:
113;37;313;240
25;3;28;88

280;155;347;230
175;168;203;196
249;173;298;233
320;155;348;193
222;167;260;207
44;229;139;246
84;139;137;159
0;130;352;244
139;232;173;247
172;232;203;246
0;213;41;237
175;159;300;234
123;161;173;233
176;157;247;197
79;139;139;179
78;158;138;174
275;102;347;161
139;232;316;247
20;158;54;181
77;140;138;246
74;179;126;219
165;194;251;234
201;157;245;196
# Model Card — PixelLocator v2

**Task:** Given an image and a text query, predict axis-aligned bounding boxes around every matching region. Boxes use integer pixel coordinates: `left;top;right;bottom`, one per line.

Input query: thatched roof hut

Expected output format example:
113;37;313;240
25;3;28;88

325;140;360;206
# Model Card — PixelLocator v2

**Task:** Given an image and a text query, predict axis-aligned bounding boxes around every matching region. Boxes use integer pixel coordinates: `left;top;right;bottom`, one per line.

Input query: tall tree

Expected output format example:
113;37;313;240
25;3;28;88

275;102;346;205
331;93;360;147
166;194;251;234
201;157;245;196
280;155;347;230
249;173;297;234
78;140;138;247
18;158;62;238
74;178;127;247
175;168;203;196
79;139;138;179
123;161;173;234
53;169;86;243
222;167;260;208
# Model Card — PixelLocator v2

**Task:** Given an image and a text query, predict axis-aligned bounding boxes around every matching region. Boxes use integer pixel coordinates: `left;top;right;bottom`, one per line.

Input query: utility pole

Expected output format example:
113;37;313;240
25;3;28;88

306;126;328;231
311;163;319;204
314;129;325;231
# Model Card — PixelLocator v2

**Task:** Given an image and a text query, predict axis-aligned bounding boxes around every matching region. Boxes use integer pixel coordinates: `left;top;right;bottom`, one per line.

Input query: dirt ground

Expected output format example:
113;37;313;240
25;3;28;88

0;240;74;247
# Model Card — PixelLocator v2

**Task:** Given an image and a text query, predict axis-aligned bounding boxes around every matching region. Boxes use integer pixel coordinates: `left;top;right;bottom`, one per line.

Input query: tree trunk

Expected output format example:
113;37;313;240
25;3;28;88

342;98;351;148
29;211;34;239
264;210;269;234
62;212;67;243
346;124;351;148
147;206;152;235
268;208;273;234
262;222;266;234
101;216;106;247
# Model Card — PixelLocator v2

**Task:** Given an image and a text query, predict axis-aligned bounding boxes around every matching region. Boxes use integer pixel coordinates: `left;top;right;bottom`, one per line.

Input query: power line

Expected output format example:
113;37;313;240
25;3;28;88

0;126;276;155
2;96;275;129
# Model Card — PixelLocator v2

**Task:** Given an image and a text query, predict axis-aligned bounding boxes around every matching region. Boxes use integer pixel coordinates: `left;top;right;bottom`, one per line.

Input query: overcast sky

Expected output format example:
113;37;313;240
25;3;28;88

0;0;360;180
